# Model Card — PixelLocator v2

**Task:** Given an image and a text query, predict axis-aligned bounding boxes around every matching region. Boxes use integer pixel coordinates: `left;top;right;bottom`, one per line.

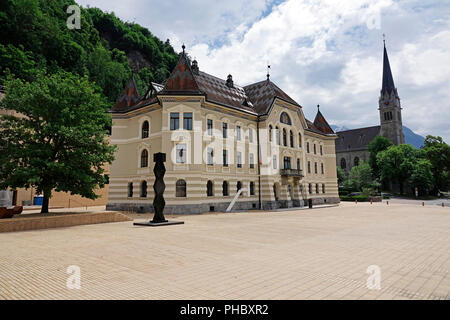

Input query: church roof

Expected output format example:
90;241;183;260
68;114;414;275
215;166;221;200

111;78;141;112
335;125;381;153
382;43;396;95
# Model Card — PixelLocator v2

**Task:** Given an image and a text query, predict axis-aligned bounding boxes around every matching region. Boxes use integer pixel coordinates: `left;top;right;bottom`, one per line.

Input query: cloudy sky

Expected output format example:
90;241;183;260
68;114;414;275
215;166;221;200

78;0;450;141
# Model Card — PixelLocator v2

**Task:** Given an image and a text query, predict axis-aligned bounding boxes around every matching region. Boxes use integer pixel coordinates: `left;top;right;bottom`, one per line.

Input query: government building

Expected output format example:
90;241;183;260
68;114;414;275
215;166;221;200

107;47;339;214
336;43;405;174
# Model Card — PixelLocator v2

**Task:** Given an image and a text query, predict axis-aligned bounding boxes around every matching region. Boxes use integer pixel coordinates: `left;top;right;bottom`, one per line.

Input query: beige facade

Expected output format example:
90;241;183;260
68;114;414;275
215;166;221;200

107;53;339;213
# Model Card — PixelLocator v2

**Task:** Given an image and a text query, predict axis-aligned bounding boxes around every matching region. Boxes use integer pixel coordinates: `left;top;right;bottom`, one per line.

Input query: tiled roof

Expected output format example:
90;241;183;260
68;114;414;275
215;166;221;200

111;78;141;112
244;79;300;115
159;53;202;95
335;125;381;152
109;51;334;136
313;109;334;134
194;71;256;114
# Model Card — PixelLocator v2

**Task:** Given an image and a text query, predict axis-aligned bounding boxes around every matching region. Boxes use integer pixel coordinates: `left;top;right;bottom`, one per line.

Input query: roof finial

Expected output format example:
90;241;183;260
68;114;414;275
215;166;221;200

182;43;185;54
317;104;320;111
266;64;271;81
383;33;386;47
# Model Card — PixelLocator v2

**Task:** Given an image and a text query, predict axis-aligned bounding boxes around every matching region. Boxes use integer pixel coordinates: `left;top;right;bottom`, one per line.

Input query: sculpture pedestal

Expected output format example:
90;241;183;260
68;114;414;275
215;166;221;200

133;221;184;227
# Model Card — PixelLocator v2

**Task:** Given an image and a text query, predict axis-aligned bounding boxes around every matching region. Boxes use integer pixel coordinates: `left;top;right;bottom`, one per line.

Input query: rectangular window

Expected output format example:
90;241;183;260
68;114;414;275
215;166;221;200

222;122;227;138
321;163;324;174
207;147;214;165
183;113;192;130
170;113;179;130
223;149;228;166
249;128;253;143
236;126;241;141
237;151;242;168
249;153;254;169
308;161;311;173
273;155;277;169
283;156;291;169
207;119;213;136
307;142;310;153
176;144;186;163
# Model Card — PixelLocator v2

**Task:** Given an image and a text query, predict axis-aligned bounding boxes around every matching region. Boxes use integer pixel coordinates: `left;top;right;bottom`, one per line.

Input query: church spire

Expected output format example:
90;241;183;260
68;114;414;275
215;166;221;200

381;40;396;95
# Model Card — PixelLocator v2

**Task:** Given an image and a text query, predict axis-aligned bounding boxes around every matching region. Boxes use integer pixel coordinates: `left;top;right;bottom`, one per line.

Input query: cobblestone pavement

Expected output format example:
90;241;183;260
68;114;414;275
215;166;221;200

0;202;449;300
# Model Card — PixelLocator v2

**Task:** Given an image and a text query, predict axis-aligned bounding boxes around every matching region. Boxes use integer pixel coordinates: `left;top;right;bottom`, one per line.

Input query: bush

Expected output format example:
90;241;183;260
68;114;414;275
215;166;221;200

340;195;369;202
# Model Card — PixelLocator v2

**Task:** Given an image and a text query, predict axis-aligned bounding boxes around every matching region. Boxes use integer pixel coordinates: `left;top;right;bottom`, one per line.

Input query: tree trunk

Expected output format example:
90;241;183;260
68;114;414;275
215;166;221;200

41;190;50;214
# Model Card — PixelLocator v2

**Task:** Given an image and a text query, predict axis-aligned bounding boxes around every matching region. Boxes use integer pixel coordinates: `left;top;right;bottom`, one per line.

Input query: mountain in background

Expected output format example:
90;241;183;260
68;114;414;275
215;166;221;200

0;0;179;103
330;124;425;149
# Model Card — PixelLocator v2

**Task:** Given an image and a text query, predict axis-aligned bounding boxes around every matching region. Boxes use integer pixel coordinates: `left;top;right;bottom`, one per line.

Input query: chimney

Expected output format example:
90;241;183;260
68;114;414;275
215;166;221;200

226;74;234;88
191;59;199;75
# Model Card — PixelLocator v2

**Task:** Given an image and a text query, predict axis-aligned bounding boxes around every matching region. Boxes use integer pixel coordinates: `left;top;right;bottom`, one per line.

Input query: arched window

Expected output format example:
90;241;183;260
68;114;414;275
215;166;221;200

207;180;214;197
176;179;186;197
283;128;287;146
354;157;360;167
222;181;229;196
141;149;148;168
140;181;147;197
269;125;273;142
142;121;149;138
127;182;133;198
298;133;302;148
313;144;317;154
280;112;291;125
275;126;280;145
250;182;255;195
340;158;346;169
237;181;242;192
290;130;294;147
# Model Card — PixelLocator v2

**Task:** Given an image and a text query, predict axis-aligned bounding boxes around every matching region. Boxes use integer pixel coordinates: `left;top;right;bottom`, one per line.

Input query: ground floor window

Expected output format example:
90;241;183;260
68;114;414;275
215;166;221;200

316;184;319;194
207;180;214;196
250;182;255;195
140;181;147;198
176;179;186;197
308;183;312;194
237;181;242;193
223;181;229;196
322;184;326;194
128;182;133;197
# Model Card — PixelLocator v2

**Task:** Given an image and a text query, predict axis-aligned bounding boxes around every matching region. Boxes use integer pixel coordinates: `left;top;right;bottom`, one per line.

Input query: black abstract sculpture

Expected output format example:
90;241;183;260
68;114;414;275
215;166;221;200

134;152;183;227
152;152;167;223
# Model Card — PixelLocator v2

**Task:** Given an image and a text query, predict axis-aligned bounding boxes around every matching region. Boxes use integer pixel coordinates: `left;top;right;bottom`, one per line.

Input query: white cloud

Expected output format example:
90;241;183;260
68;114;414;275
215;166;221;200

77;0;450;141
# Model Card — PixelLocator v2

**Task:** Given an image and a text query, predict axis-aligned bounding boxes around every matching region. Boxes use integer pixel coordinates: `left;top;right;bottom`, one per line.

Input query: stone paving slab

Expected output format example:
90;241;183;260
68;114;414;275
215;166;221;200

0;202;448;300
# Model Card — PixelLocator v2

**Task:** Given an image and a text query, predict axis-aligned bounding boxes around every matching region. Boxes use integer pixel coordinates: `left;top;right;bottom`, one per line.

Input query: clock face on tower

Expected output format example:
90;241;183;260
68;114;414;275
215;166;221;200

385;101;390;106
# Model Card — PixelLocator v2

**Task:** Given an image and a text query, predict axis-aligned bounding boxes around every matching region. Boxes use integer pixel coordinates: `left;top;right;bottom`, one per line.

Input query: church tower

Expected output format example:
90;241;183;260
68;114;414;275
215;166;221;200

379;41;404;145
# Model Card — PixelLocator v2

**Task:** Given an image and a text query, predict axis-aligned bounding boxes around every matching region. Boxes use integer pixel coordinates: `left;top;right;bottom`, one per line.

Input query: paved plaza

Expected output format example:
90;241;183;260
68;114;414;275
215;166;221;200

0;202;449;300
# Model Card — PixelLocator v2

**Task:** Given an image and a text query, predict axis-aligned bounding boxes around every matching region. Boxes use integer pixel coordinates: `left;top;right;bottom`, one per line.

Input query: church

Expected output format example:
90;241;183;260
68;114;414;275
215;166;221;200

335;43;405;174
107;46;340;214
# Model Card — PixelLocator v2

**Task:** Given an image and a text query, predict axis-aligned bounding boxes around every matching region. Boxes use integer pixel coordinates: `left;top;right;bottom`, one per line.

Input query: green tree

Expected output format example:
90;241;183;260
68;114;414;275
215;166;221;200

0;72;116;213
336;166;346;185
422;135;450;192
349;161;373;191
377;144;424;195
367;135;393;178
409;159;434;195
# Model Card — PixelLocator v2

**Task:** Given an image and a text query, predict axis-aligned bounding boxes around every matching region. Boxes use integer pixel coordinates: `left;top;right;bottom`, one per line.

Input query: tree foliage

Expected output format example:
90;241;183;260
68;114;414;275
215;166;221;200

377;144;433;195
0;0;179;103
0;72;116;213
422;135;450;192
367;135;393;178
349;161;373;191
336;166;346;185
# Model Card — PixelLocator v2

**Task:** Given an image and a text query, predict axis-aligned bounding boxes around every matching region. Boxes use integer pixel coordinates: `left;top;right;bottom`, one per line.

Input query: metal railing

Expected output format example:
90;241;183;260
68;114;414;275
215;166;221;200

280;168;304;177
